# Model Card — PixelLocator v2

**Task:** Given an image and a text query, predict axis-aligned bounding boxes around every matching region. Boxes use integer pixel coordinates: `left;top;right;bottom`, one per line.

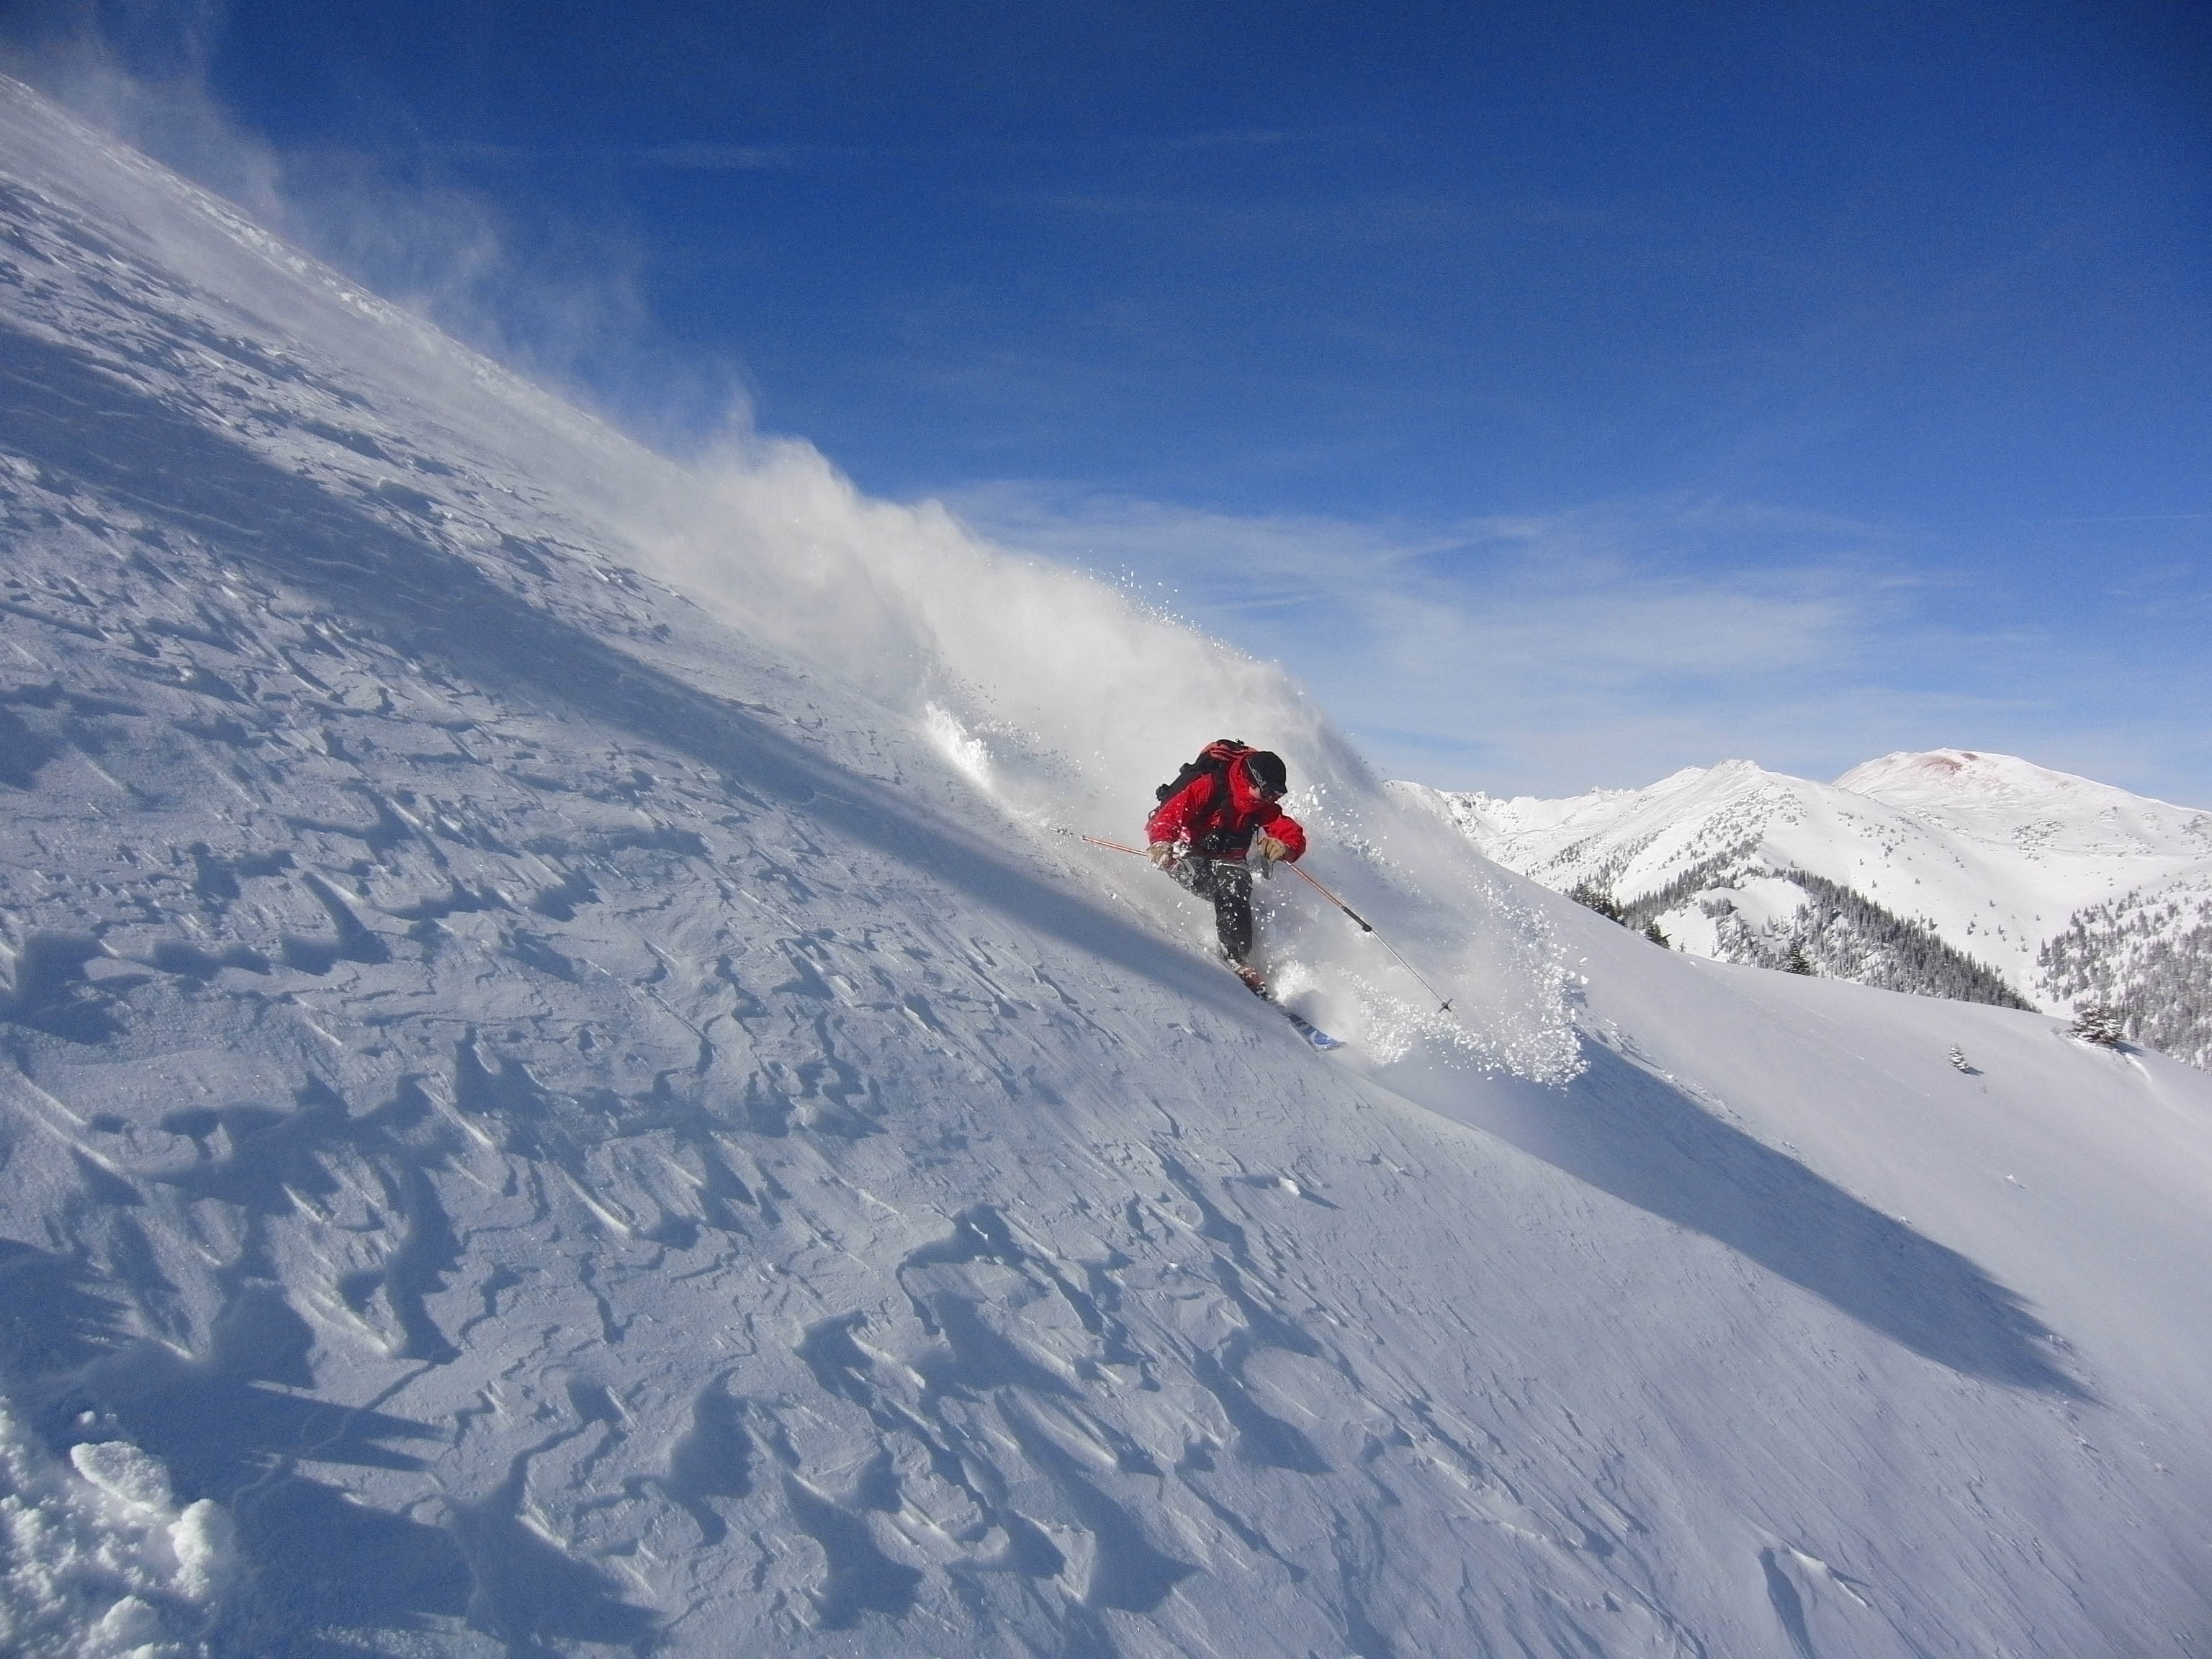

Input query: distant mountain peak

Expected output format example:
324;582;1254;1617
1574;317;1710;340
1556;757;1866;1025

1839;747;2109;804
1408;747;2212;1066
1835;745;1984;786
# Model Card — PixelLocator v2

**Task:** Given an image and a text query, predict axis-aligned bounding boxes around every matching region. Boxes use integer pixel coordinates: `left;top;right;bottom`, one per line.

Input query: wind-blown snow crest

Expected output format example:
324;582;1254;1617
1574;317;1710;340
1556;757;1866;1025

0;71;1577;1079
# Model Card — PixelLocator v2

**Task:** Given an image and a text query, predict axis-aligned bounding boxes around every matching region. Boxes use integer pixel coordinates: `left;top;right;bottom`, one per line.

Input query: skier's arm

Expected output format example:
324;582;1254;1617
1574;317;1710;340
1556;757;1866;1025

1264;811;1307;862
1146;776;1214;847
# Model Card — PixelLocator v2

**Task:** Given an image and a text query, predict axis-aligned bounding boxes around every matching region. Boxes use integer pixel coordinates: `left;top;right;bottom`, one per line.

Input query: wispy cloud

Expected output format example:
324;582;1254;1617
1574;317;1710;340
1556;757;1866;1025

941;484;2196;799
1;3;755;451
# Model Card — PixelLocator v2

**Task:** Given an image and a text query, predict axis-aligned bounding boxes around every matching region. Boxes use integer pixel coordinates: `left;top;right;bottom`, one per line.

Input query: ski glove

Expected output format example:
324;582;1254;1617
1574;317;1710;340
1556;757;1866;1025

1255;835;1291;866
1147;842;1179;871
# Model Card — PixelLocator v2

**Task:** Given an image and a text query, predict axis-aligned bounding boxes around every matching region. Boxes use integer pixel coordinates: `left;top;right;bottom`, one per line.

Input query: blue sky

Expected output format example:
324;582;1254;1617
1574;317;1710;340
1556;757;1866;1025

8;1;2210;800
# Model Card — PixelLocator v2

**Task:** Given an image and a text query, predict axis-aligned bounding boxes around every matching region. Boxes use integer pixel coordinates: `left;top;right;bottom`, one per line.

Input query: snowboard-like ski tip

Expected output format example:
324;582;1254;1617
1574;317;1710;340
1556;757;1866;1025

1287;1012;1346;1050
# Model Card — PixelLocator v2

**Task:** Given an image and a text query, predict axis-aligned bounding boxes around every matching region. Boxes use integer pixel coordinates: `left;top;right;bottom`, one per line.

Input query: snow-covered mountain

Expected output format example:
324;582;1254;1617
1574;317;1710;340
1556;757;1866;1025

1404;751;2212;1064
3;76;2211;1658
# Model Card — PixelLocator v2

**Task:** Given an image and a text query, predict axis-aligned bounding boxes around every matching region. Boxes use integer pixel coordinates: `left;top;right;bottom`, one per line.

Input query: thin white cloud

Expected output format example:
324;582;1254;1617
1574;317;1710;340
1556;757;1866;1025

940;483;2123;797
1;6;756;452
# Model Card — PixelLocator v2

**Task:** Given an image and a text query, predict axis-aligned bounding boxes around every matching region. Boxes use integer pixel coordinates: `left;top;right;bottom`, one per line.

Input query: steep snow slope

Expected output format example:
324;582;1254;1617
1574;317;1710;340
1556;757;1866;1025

3;76;2211;1659
1408;752;2212;1053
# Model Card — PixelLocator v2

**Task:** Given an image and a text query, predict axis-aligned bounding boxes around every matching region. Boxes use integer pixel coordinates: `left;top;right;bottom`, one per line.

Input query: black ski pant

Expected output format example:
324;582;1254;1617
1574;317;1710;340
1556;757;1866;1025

1172;855;1254;965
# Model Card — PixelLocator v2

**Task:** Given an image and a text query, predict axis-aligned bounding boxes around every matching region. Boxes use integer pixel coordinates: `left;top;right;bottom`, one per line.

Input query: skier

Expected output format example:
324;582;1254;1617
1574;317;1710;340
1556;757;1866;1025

1146;741;1306;986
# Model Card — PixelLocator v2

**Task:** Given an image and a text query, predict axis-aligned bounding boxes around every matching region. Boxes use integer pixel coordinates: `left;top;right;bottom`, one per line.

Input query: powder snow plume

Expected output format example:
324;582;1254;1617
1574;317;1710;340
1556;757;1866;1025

1;73;2210;1659
636;437;1581;1072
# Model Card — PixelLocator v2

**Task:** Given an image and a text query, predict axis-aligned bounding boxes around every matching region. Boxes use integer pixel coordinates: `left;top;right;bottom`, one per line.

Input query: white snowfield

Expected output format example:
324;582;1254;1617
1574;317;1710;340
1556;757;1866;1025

1;76;2208;1658
1406;751;2212;1022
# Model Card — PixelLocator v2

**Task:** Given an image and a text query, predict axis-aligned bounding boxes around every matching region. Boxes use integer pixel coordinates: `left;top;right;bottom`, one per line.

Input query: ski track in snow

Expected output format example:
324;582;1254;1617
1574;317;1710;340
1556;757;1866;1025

0;77;2209;1658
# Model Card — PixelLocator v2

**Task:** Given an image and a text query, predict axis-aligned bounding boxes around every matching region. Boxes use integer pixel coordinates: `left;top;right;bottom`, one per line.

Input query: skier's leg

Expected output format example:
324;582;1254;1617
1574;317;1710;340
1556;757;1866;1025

1169;855;1213;900
1213;863;1254;963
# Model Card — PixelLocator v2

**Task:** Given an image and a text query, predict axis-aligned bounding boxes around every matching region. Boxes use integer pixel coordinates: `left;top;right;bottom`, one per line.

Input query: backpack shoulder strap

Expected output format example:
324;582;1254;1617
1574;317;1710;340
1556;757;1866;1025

1156;738;1248;804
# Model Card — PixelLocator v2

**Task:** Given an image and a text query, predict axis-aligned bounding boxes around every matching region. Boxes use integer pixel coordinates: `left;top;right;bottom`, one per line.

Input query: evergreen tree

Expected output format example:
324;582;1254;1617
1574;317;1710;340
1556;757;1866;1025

2039;897;2209;1070
1605;855;2030;1011
1568;880;1624;924
2069;1004;2126;1048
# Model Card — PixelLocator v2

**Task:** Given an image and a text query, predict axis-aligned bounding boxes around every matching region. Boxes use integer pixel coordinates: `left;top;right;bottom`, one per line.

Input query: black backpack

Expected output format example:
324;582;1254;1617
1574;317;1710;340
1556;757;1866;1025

1154;738;1249;804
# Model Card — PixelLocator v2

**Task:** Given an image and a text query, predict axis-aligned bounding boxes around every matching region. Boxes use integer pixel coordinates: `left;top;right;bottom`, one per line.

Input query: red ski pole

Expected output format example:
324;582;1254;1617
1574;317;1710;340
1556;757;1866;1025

1072;830;1455;1013
1288;862;1372;932
1290;863;1455;1014
1079;835;1148;856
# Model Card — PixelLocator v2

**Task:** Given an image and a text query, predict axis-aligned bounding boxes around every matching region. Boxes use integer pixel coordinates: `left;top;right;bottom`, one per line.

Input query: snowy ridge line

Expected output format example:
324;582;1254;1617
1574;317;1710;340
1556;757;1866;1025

1401;750;2212;1064
1;59;1580;1079
0;73;2209;1657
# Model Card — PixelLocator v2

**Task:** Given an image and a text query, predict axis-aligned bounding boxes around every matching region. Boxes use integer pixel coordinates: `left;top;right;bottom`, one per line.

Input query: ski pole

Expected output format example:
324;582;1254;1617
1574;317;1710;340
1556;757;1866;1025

1277;860;1462;1014
1288;862;1372;932
1078;834;1147;856
1075;832;1457;1015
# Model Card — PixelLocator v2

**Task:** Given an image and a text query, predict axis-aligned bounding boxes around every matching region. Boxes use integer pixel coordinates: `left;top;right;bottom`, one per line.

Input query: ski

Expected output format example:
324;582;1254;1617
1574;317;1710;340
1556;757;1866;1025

1235;966;1345;1050
1069;832;1349;1048
1281;1007;1346;1051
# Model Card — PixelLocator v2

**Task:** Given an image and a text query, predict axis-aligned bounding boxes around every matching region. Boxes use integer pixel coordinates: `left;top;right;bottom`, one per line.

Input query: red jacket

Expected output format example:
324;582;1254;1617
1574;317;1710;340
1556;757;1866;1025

1146;753;1306;861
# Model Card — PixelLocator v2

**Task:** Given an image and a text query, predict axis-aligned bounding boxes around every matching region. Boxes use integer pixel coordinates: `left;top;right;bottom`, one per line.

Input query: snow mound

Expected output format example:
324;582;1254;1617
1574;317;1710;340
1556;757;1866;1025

1;1406;235;1658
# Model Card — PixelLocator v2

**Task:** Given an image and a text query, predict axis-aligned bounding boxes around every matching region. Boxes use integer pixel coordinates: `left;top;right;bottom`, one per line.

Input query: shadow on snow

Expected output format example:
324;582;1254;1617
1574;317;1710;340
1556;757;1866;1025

1385;1037;2088;1397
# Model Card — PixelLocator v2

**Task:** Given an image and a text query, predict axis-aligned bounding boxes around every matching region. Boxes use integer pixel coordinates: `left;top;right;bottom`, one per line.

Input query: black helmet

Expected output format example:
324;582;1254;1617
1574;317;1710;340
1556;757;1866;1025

1244;750;1287;796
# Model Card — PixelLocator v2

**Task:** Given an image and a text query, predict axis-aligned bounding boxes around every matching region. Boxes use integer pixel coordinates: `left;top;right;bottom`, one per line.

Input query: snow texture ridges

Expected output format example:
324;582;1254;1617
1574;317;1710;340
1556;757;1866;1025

1;73;2210;1659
